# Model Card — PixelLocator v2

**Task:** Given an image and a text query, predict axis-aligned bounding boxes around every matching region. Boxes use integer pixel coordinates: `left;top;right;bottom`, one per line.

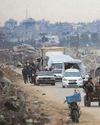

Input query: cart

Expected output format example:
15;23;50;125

84;83;100;107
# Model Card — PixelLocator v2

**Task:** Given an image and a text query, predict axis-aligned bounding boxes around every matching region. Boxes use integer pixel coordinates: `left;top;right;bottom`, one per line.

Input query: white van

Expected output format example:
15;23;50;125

62;68;83;88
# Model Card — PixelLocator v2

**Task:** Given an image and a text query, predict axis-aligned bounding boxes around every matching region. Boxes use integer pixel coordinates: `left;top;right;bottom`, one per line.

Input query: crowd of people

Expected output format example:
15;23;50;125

22;61;40;84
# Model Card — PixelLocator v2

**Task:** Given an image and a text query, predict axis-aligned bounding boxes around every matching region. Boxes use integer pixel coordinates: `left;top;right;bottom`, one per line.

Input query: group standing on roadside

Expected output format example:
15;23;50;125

22;61;40;84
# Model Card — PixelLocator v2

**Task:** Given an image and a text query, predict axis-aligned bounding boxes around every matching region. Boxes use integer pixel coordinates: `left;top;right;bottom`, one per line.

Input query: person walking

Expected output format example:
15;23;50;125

22;66;28;84
31;62;37;84
27;65;33;83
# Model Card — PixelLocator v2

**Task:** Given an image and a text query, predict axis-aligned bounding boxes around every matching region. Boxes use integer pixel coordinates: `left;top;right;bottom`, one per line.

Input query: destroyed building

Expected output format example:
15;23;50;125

12;44;40;64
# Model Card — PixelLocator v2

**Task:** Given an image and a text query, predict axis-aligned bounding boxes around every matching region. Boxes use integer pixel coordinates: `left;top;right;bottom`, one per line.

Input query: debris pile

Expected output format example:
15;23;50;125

1;66;21;82
0;69;26;125
0;68;50;125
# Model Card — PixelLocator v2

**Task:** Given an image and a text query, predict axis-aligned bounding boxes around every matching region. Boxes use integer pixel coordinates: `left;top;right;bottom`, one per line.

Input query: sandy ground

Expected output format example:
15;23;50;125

12;66;100;124
16;80;68;119
13;78;100;125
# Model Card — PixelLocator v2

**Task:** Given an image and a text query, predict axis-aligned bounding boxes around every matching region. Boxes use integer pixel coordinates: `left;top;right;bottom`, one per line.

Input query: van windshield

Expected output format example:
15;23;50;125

64;72;81;77
53;69;62;73
52;63;62;69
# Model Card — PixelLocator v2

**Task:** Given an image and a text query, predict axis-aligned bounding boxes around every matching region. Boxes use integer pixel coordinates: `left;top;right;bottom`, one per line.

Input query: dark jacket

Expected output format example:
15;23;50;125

27;67;33;76
83;81;94;93
22;68;28;76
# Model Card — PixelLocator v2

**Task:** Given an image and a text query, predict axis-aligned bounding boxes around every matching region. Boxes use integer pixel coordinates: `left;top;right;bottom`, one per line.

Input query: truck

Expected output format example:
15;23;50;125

47;53;86;82
41;47;87;82
41;46;65;68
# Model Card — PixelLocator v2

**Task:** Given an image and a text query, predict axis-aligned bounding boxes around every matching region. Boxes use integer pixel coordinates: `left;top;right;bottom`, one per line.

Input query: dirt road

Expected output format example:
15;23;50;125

15;78;100;125
13;67;100;124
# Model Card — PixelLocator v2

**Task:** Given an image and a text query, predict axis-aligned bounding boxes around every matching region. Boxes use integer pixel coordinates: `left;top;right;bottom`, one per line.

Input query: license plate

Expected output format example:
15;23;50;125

69;80;76;83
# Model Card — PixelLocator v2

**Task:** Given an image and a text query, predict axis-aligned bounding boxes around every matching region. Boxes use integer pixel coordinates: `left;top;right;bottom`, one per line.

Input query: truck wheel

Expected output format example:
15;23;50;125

84;95;88;106
84;95;91;107
87;99;91;107
71;110;79;123
51;83;55;86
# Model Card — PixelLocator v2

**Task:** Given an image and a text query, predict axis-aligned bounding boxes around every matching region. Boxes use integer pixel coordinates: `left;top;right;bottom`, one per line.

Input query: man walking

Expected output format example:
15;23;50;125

22;66;28;84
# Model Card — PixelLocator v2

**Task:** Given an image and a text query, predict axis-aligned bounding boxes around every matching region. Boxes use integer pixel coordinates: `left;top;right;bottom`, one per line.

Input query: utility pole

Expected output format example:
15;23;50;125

26;8;28;19
41;48;44;70
76;33;79;57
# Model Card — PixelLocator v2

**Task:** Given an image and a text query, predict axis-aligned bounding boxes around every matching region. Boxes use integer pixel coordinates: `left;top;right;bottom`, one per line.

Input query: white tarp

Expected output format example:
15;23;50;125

47;53;81;65
46;52;86;76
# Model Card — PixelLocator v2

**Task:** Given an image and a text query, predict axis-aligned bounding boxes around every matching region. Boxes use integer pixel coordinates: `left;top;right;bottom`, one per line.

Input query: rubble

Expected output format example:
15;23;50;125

0;70;27;125
0;67;51;125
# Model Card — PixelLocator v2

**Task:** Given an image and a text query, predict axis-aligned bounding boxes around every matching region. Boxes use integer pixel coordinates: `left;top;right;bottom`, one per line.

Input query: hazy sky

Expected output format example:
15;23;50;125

0;0;100;25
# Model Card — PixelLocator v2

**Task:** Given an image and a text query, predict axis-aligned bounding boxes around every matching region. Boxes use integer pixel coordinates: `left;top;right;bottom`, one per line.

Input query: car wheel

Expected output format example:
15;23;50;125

51;83;55;86
79;85;83;88
62;85;65;88
35;81;40;86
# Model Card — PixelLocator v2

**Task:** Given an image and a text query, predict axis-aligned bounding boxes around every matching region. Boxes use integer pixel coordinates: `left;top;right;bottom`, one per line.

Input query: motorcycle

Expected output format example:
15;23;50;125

64;91;81;123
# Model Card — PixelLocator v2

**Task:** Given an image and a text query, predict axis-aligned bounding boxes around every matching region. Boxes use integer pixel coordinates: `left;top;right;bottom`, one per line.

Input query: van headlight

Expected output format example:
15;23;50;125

63;78;67;81
79;78;82;81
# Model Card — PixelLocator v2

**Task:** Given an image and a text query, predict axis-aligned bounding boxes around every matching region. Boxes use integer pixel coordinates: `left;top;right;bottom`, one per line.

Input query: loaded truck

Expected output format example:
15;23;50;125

41;46;65;68
41;47;87;82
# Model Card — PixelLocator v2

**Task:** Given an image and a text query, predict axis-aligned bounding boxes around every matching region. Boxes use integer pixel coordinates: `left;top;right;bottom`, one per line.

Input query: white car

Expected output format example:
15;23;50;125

36;71;55;85
62;69;83;88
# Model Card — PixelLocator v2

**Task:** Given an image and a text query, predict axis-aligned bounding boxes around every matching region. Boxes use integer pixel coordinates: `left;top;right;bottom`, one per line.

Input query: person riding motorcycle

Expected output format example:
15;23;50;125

83;77;95;100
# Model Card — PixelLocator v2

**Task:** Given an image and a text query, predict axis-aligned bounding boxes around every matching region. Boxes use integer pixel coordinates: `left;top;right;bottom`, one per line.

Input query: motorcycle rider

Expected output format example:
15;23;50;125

83;77;95;100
